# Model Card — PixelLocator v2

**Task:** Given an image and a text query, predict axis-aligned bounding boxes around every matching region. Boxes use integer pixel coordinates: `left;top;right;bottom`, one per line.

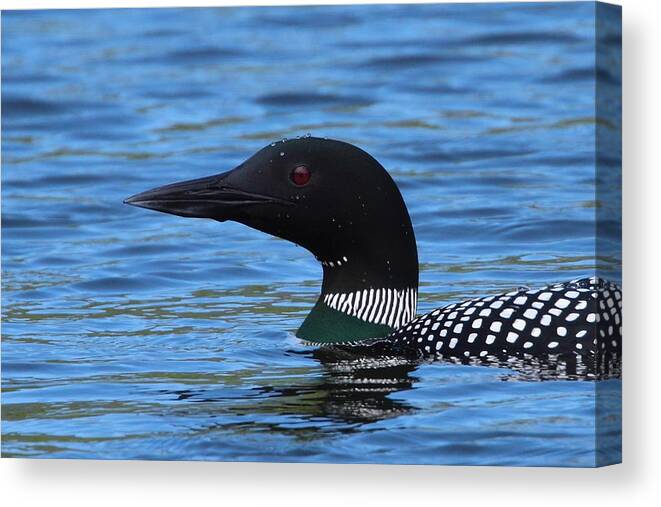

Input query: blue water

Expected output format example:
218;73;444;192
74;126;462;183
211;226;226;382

2;3;621;466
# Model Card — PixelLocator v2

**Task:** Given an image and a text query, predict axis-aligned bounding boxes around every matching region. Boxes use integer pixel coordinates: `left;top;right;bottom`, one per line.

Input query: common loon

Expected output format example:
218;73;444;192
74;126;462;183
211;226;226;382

125;137;621;377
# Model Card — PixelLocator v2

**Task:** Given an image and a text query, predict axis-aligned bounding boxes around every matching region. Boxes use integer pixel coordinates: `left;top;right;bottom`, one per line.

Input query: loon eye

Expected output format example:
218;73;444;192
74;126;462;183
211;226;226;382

290;165;311;186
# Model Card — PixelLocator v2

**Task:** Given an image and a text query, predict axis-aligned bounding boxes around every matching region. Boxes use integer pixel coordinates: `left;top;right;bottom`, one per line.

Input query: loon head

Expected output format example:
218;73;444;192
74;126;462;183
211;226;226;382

125;137;418;343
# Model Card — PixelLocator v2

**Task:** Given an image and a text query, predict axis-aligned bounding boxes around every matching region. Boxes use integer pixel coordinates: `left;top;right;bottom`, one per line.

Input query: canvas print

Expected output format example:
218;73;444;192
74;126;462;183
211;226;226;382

1;2;622;466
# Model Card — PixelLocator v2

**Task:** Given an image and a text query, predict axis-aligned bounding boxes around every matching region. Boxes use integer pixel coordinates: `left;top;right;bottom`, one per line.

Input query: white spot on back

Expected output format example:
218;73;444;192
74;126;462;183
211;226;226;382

500;308;514;318
523;309;538;319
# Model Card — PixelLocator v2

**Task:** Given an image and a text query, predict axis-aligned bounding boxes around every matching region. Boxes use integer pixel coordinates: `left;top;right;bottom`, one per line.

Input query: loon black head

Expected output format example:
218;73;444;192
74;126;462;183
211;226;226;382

125;137;418;343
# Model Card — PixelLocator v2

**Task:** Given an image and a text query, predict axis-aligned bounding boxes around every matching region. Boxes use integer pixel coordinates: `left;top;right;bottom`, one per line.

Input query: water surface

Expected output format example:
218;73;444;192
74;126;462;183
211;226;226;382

2;3;621;465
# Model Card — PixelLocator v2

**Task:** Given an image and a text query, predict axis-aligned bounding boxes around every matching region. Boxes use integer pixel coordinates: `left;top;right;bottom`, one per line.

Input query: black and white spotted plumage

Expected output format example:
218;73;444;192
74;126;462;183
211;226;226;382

331;277;621;379
391;276;621;355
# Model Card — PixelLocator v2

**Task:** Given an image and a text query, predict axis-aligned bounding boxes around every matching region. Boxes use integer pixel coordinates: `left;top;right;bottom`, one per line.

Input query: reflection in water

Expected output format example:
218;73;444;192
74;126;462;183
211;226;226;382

161;348;419;427
305;350;418;424
158;343;621;437
317;341;622;382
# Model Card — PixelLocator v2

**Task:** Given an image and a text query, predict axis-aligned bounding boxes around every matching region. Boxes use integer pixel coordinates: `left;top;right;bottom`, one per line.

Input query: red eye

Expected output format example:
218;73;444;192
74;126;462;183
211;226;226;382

290;165;311;186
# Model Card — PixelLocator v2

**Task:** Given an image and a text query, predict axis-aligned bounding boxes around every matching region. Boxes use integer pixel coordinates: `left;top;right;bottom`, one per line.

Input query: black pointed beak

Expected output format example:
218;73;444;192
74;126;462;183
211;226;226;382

124;171;292;220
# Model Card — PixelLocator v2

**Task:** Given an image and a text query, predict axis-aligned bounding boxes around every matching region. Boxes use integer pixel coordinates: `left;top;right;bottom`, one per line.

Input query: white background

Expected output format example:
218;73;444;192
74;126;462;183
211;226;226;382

1;0;659;505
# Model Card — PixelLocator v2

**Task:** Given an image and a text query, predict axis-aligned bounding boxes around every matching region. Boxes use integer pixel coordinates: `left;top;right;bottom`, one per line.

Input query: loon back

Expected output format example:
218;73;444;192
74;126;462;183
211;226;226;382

125;137;621;376
352;276;621;379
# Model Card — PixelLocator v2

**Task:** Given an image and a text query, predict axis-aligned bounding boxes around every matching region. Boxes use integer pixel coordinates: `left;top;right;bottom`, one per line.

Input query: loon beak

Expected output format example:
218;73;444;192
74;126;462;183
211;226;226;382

124;170;291;220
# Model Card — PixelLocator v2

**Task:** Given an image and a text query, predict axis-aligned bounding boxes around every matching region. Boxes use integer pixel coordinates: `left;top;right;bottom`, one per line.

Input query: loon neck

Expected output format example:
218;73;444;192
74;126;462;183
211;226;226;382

296;241;418;344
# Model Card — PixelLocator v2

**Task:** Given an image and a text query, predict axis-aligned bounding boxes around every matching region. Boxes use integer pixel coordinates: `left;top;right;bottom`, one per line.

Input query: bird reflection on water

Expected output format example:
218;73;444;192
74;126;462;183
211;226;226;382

161;344;620;432
161;349;419;426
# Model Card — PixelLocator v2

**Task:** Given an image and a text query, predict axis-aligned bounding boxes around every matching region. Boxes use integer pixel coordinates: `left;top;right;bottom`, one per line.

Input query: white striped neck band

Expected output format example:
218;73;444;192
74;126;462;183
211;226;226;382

322;287;418;330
